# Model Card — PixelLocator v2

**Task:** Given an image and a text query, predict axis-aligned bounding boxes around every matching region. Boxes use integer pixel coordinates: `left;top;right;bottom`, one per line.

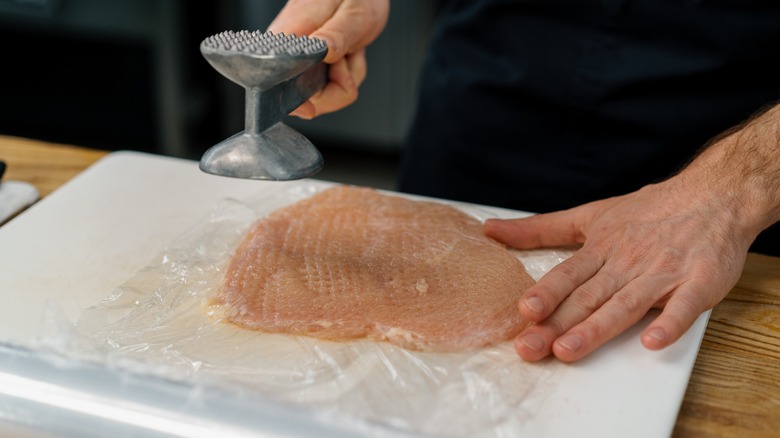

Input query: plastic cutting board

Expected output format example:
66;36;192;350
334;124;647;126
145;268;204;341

0;151;708;437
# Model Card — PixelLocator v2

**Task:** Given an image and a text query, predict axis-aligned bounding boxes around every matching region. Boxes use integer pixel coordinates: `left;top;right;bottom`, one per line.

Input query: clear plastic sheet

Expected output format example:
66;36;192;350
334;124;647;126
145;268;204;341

43;181;573;437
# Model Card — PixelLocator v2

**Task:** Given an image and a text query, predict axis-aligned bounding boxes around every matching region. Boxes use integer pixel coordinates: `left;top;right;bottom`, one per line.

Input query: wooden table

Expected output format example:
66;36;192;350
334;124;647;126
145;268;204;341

2;134;779;437
0;135;107;198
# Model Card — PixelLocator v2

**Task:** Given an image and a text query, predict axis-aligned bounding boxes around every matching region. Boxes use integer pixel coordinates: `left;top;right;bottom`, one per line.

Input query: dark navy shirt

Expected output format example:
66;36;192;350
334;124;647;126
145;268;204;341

399;0;780;255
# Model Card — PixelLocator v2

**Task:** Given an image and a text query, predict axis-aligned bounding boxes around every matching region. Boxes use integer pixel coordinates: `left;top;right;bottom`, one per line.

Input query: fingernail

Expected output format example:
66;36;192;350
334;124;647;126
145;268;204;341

520;333;545;352
558;334;582;352
292;110;312;120
647;328;666;342
525;296;544;313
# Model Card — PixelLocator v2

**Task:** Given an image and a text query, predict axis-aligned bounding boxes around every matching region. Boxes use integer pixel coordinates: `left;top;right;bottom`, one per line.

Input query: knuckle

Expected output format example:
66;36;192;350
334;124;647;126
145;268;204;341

541;316;568;337
620;243;651;270
349;86;360;102
571;285;604;313
674;292;704;316
658;297;704;339
611;291;644;316
658;311;689;339
553;261;586;287
688;263;723;287
531;281;558;298
653;247;686;276
576;319;604;342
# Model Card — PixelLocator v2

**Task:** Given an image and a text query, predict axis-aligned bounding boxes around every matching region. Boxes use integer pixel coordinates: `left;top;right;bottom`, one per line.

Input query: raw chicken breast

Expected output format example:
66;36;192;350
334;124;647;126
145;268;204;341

213;186;534;352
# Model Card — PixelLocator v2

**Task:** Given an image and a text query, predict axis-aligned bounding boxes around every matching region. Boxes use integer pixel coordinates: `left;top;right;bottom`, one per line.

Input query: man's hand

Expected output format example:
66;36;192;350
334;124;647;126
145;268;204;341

268;0;390;118
485;104;780;362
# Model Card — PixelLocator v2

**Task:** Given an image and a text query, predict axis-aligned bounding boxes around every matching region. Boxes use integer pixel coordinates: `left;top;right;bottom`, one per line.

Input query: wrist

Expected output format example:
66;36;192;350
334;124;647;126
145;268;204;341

679;104;780;239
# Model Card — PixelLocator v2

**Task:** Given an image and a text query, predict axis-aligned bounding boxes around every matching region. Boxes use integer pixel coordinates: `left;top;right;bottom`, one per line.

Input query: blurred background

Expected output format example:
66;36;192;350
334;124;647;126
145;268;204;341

0;0;439;188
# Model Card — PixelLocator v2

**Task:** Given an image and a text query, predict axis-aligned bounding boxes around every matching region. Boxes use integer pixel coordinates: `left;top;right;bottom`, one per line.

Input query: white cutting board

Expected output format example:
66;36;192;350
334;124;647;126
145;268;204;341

0;151;708;437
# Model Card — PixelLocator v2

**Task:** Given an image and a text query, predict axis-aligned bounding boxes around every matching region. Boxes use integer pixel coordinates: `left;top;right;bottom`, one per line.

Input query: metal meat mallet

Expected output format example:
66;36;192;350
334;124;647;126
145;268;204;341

199;30;328;180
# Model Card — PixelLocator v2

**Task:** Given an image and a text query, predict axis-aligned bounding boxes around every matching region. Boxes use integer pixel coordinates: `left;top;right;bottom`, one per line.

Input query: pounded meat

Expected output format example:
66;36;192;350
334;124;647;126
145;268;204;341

213;186;535;352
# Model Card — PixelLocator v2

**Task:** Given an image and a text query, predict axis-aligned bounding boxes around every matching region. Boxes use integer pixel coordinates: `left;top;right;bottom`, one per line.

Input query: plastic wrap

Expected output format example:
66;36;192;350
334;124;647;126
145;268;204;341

42;181;573;437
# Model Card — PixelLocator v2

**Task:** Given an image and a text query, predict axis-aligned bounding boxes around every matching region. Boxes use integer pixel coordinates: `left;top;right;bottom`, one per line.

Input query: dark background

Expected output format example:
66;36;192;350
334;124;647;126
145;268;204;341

0;0;437;184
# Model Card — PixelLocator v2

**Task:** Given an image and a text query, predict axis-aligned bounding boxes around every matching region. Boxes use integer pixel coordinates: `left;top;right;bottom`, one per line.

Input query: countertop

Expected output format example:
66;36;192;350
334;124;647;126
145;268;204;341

1;134;779;437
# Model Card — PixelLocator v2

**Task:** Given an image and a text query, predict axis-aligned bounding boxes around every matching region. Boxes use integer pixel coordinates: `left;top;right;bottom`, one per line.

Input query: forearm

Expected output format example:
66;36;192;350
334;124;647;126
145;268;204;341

677;103;780;239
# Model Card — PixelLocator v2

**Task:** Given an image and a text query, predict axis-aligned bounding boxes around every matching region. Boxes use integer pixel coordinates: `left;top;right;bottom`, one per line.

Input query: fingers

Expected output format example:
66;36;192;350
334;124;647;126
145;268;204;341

514;249;608;361
269;0;386;117
290;49;367;119
268;0;344;63
269;0;389;63
268;0;339;37
550;277;670;362
500;179;748;363
641;283;710;350
516;273;675;362
516;258;627;361
517;249;605;322
308;6;373;63
309;0;388;63
484;209;588;249
514;248;720;362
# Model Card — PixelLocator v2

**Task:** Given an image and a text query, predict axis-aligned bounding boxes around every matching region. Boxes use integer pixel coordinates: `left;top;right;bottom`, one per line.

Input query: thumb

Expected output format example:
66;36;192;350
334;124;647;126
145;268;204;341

267;0;339;36
307;8;386;64
267;1;341;61
268;1;387;64
484;209;587;249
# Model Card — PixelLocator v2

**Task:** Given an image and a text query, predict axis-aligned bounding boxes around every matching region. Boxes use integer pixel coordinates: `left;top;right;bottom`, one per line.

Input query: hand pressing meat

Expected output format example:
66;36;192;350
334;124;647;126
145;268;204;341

485;104;780;362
